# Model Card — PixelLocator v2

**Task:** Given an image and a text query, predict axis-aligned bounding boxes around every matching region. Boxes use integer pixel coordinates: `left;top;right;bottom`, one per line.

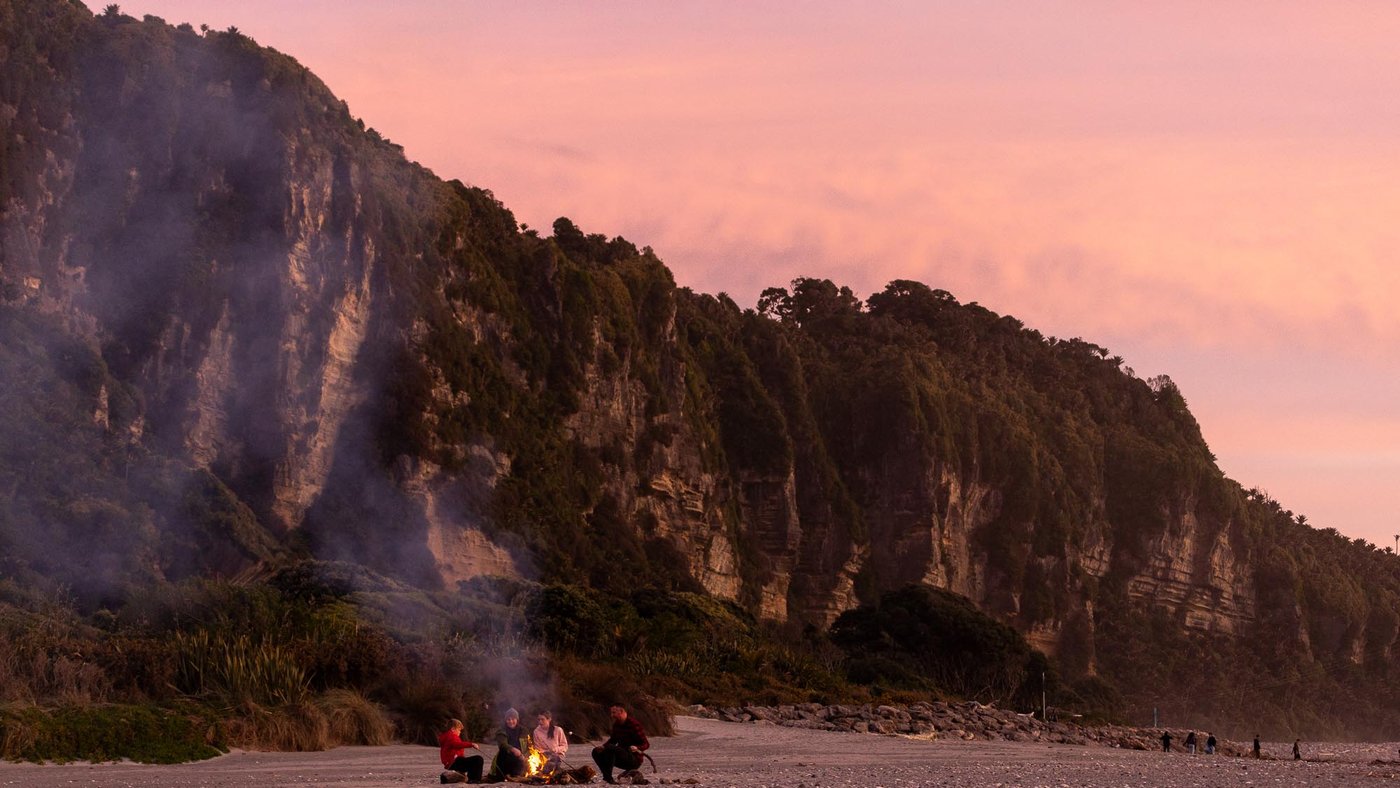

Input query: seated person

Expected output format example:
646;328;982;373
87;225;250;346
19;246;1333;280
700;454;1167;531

592;703;649;784
532;710;569;775
438;719;483;783
489;707;533;780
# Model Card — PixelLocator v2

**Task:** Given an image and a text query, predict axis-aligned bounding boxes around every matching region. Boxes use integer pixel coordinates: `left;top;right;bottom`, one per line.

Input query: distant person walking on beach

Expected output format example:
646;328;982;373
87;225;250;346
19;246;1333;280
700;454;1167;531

1206;733;1217;754
1185;731;1197;754
1161;731;1173;752
1253;734;1262;758
1293;739;1301;760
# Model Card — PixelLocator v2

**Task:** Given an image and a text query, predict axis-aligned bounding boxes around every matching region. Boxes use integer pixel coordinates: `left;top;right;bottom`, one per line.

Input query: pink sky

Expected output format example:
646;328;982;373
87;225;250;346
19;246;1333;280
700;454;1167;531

113;1;1400;548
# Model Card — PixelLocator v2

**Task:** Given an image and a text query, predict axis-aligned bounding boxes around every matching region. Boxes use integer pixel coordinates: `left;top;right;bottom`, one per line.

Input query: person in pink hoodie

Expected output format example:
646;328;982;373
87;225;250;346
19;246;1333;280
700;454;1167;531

533;710;569;776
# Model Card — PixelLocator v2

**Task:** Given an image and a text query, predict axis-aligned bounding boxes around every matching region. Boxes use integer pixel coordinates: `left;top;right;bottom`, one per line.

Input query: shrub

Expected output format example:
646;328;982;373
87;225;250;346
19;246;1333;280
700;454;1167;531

1065;675;1125;722
174;630;310;707
525;585;613;658
316;689;394;746
553;658;673;740
93;634;178;702
0;703;224;763
223;701;329;751
0;608;112;705
375;669;471;746
830;585;1044;704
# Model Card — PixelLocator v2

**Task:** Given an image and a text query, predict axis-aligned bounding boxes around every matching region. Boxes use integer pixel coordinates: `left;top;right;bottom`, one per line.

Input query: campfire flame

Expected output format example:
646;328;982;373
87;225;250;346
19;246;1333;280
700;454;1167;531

526;745;546;777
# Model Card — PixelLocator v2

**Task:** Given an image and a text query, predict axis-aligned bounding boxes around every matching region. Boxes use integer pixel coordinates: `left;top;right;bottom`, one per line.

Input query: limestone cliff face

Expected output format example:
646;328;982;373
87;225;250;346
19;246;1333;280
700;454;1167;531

563;313;745;603
543;290;1266;671
0;4;527;586
1121;508;1255;634
14;49;387;535
2;2;1388;693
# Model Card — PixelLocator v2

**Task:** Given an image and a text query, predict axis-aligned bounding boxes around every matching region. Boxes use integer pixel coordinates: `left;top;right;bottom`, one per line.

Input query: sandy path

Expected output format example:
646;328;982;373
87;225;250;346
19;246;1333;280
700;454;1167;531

1;717;1396;787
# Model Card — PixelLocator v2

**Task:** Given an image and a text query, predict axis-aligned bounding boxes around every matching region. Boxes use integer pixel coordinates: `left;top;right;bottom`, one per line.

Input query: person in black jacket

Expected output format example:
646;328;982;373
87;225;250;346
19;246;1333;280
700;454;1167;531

1160;731;1172;752
592;703;650;784
1205;732;1217;755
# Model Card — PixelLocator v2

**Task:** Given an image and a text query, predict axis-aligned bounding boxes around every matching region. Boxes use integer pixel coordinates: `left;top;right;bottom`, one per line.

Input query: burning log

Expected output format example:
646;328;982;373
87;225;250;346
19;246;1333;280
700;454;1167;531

504;764;597;784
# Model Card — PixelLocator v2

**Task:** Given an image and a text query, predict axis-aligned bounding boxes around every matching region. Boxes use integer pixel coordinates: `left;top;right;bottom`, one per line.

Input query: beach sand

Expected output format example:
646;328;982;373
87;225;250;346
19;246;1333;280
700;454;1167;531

1;716;1395;787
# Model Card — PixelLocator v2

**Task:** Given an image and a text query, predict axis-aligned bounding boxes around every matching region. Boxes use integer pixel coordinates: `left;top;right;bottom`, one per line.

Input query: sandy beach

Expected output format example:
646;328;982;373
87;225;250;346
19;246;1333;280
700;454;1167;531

1;717;1396;787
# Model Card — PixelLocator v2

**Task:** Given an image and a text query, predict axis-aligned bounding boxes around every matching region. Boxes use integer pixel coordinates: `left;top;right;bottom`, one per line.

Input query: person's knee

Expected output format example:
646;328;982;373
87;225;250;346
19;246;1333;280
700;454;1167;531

592;746;608;761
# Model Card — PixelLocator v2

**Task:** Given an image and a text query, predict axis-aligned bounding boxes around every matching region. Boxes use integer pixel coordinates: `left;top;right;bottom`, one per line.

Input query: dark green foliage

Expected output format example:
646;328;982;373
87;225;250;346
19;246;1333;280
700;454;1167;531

525;585;613;659
831;585;1046;704
679;293;793;475
552;658;673;741
1062;675;1124;721
0;703;225;764
519;585;852;710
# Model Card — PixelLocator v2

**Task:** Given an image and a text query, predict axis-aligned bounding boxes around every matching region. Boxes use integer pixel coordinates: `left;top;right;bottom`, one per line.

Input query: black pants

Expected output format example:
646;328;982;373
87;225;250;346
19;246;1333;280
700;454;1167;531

448;754;483;782
592;745;642;779
496;747;526;778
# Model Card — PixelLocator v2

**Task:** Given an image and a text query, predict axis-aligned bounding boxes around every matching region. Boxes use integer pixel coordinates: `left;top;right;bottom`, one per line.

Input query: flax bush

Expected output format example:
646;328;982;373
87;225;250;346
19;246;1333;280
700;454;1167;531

173;630;310;708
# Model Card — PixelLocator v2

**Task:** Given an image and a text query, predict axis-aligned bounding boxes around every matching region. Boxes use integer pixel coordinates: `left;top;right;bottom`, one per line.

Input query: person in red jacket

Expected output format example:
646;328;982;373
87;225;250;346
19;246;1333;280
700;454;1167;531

438;719;483;783
592;703;649;784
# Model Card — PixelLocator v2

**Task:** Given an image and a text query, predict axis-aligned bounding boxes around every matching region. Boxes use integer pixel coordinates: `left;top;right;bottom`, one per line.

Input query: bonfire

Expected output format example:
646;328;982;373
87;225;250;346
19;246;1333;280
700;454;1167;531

504;743;597;785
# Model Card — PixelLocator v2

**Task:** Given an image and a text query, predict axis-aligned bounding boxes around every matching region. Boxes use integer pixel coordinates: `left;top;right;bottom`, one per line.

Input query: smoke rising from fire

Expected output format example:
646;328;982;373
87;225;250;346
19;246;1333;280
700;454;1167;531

0;7;528;605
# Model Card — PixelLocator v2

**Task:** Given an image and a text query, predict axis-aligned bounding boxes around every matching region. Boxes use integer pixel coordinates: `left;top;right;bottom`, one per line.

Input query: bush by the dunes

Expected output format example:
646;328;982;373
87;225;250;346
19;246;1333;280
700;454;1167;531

316;689;394;746
0;703;224;763
222;701;330;752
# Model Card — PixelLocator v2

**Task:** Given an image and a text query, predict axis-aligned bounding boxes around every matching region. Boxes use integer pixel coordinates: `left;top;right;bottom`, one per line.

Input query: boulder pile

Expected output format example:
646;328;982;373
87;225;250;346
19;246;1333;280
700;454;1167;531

688;702;1247;756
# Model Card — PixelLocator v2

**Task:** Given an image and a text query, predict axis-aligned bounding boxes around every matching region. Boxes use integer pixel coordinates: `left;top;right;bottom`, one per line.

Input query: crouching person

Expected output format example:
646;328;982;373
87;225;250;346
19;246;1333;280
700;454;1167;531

592;703;649;784
438;719;483;784
533;710;568;776
489;707;532;781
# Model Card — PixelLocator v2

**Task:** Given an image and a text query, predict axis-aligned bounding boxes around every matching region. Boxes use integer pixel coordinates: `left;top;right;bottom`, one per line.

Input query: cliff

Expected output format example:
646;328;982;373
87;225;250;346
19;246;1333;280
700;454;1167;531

3;1;1399;735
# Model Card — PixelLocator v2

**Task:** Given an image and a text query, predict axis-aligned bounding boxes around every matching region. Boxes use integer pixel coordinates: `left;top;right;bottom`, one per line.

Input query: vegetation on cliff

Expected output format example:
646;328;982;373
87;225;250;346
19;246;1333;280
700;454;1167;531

5;0;1400;761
